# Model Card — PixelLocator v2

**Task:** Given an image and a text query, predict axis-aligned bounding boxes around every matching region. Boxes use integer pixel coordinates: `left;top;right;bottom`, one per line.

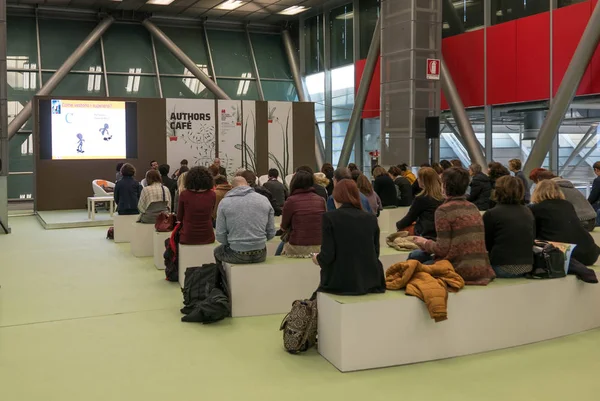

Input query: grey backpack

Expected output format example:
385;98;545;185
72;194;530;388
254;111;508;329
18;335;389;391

279;299;318;354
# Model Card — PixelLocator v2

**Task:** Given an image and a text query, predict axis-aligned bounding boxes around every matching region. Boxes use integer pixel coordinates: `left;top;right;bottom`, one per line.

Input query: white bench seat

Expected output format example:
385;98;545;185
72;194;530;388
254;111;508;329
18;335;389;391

113;214;139;243
378;207;410;233
130;223;155;257
318;270;600;372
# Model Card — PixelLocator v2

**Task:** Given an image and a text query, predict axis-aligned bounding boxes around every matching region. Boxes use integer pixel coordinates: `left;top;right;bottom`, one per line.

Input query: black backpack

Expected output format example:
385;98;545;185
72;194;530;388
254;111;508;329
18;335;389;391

529;241;566;279
180;263;231;324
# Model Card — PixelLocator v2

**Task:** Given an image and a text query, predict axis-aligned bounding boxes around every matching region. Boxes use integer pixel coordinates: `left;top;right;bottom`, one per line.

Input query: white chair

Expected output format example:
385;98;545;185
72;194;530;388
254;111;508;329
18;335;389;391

285;174;294;188
92;179;115;197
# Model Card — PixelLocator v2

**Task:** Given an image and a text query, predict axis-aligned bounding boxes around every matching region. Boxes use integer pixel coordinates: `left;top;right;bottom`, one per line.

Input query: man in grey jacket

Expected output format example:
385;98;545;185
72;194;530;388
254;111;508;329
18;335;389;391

214;176;276;264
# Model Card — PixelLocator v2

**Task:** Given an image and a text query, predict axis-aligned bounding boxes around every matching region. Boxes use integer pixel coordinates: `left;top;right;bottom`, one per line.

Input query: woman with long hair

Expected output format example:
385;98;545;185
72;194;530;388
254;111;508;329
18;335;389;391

177;166;216;245
396;167;444;239
312;180;385;295
356;173;382;216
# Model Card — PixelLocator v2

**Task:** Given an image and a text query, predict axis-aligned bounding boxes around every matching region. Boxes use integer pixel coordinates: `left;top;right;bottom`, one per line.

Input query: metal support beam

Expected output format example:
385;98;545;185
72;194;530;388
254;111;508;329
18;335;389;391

524;0;600;177
8;15;115;140
338;16;380;169
246;27;264;101
142;19;230;100
565;141;597;178
484;105;493;163
100;36;109;97
558;125;596;175
149;34;163;98
203;24;218;84
0;0;9;232
282;29;325;168
440;57;487;168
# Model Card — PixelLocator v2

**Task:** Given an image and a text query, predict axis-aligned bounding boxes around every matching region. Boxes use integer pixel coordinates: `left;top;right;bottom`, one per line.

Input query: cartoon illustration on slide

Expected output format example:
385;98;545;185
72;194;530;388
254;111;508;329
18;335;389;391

76;133;85;154
99;123;112;141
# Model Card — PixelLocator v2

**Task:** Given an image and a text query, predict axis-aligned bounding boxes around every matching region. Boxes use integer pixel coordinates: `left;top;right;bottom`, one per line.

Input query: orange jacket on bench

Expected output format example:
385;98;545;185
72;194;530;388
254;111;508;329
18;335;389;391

385;260;465;322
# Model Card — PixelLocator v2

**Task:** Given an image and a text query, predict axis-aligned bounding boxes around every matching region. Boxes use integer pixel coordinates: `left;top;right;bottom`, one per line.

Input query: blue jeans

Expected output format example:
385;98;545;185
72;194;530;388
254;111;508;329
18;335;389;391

275;241;285;256
214;245;266;264
408;250;434;265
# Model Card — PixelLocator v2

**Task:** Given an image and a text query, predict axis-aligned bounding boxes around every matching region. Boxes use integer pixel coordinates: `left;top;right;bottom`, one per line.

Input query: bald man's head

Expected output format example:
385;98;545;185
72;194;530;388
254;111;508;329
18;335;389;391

232;176;248;188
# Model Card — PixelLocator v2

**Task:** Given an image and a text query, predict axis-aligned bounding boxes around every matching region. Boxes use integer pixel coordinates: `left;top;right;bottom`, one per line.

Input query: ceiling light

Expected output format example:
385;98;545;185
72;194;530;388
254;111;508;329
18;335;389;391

279;6;310;16
215;0;246;10
146;0;174;5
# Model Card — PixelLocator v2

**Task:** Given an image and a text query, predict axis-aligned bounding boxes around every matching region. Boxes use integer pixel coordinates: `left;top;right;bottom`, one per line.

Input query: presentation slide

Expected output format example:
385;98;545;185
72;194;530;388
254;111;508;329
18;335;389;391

50;99;127;160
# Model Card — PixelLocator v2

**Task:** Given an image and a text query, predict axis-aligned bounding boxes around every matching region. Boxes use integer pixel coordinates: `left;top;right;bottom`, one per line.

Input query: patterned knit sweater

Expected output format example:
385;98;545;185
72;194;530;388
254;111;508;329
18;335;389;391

421;196;495;285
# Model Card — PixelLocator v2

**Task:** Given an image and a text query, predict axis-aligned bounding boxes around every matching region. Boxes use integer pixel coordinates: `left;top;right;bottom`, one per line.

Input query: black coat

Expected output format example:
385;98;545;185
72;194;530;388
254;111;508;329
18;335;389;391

114;176;142;215
468;173;492;211
313;185;329;201
161;174;178;209
396;195;442;239
483;203;535;267
530;199;600;266
254;185;282;216
317;205;386;295
394;176;414;207
374;175;398;208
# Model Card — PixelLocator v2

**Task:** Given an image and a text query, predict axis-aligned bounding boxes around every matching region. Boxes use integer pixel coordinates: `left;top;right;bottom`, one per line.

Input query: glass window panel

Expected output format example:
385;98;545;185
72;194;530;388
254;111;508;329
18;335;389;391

332;120;354;168
359;0;380;59
491;0;549;25
262;81;298;101
8;174;34;201
331;65;355;120
107;74;158;98
304;15;324;75
155;26;210;75
330;3;354;69
218;78;259;100
103;24;155;73
8;71;37;131
9;133;34;173
558;0;588;7
558;127;599;186
443;0;484;38
7;16;38;69
249;33;292;79
160;76;215;99
207;30;253;78
43;73;105;97
306;72;325;122
39;19;102;71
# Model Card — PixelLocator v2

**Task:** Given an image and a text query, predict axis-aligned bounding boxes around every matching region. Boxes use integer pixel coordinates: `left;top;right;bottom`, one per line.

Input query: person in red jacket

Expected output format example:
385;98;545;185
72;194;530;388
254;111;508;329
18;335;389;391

177;166;216;245
275;170;327;257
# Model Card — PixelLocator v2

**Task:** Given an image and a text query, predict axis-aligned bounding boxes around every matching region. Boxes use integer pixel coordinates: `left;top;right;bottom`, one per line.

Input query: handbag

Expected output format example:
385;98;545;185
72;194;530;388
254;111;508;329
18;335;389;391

529;240;566;279
155;186;176;232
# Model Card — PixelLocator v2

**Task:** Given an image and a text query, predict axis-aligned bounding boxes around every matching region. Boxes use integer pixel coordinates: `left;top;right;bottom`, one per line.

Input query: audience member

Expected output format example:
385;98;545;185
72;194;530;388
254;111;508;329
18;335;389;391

488;162;510;208
588;161;600;226
396;167;444;239
530;180;600;266
326;168;373;212
398;163;417;184
508;158;531;203
239;170;282;216
321;163;335;196
214;176;275;264
356;174;382;216
208;164;220;178
115;162;124;183
177;167;216;245
440;160;452;171
450;159;463;168
173;171;188;214
159;164;177;209
141;160;159;187
114;163;142;215
312;172;330;201
431;162;444;175
373;166;397;208
172;159;188;179
213;175;232;222
276;171;326;257
388;166;413;206
263;168;287;210
313;180;385;295
410;167;495;285
347;163;359;172
351;169;361;182
483;176;535;278
467;163;492;211
536;169;596;231
138;170;171;224
214;158;226;177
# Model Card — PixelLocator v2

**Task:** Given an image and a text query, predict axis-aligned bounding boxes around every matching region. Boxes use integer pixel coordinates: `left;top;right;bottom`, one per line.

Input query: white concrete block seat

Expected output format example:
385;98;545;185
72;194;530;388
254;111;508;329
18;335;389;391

378;207;410;233
318;270;600;372
224;257;320;317
113;214;139;243
130;222;155;257
379;246;410;268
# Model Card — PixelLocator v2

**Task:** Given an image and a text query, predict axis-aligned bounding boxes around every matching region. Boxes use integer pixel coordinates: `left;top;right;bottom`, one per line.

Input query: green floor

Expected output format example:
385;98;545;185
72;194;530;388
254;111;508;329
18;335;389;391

2;216;600;401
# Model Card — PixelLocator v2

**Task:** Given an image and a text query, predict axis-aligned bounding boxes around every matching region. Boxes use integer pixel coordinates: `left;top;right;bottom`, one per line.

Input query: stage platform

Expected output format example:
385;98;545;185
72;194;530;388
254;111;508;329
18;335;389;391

37;209;114;230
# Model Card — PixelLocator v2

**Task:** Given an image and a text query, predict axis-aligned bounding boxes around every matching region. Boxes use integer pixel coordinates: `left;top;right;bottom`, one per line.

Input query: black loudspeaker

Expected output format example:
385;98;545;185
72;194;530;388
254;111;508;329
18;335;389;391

425;116;440;139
